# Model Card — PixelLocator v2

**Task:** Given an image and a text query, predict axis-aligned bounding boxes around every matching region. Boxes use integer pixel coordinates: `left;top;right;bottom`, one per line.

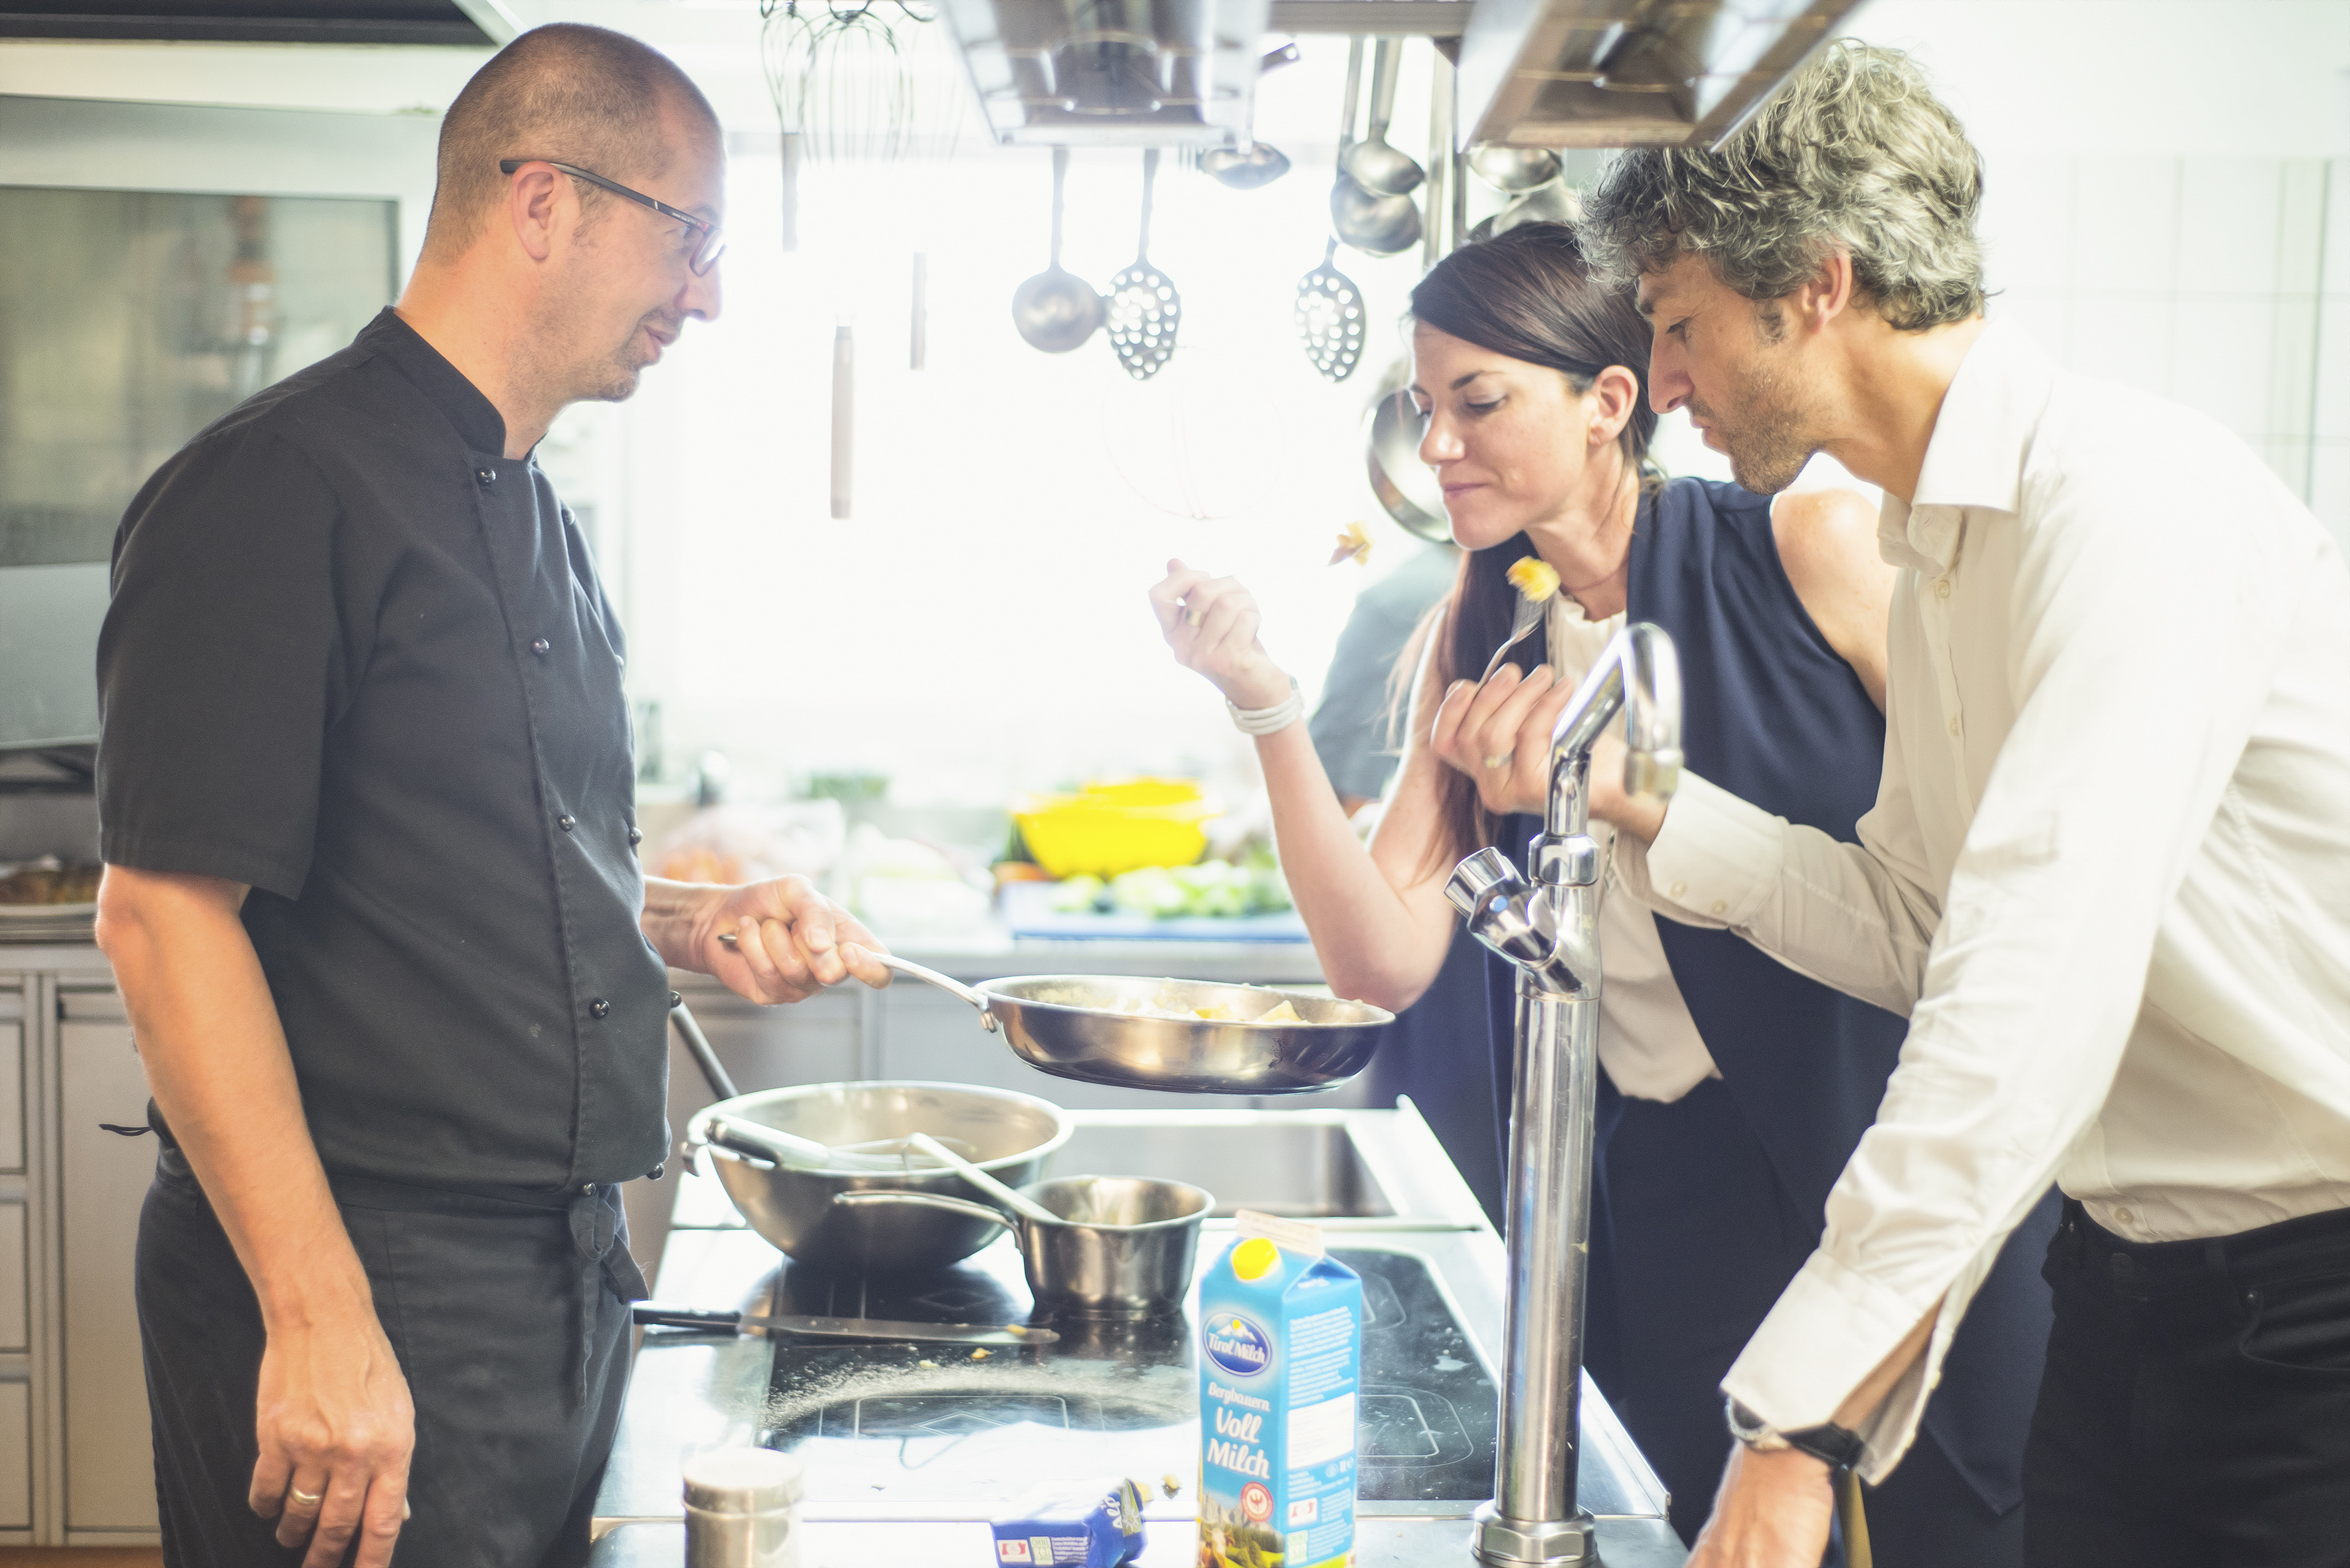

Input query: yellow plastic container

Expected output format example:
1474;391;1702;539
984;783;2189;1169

1015;779;1221;880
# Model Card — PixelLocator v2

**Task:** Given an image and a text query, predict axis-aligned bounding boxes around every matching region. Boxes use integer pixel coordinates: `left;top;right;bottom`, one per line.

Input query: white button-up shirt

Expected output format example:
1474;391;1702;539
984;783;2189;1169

1615;322;2350;1478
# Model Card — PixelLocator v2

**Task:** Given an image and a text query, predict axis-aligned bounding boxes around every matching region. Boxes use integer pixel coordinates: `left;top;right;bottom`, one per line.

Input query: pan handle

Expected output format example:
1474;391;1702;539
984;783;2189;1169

873;954;999;1034
832;1189;1016;1233
670;1001;739;1101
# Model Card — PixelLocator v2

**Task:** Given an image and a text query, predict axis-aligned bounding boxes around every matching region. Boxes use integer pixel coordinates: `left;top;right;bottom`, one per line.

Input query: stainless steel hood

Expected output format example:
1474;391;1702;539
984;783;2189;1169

938;0;1274;145
1458;0;1865;149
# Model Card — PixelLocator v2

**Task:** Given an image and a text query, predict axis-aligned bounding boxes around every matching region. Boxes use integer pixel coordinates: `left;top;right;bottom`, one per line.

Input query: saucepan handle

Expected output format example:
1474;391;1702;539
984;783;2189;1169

832;1189;1015;1233
669;1002;739;1101
872;954;999;1034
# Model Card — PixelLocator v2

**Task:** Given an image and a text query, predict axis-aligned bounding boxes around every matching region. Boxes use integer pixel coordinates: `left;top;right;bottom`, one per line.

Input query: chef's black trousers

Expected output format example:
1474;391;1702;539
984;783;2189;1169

2024;1198;2350;1568
135;1141;641;1568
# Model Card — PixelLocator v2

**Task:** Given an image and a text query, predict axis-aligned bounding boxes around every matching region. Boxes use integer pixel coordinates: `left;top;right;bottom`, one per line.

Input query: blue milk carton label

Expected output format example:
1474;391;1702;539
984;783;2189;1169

1198;1213;1361;1568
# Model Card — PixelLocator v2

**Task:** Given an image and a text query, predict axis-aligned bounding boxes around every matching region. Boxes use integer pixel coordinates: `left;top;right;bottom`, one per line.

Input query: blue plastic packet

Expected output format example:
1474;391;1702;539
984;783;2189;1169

990;1476;1147;1566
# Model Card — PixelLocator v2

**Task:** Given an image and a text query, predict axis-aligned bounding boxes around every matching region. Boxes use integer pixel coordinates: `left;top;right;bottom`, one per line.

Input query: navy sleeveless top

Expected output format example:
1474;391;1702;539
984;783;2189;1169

1483;476;2053;1512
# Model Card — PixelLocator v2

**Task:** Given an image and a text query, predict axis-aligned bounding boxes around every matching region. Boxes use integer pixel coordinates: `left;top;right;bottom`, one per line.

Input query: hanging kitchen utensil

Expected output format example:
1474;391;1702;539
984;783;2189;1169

1294;39;1369;382
829;321;853;519
1294;240;1365;382
1468;145;1562;192
1201;142;1290;189
1331;176;1422;256
1106;149;1181;380
1013;147;1106;354
1490;180;1581;236
1199;44;1298;189
1326;38;1420;258
1339;38;1426;196
1365;359;1452;544
760;0;916;164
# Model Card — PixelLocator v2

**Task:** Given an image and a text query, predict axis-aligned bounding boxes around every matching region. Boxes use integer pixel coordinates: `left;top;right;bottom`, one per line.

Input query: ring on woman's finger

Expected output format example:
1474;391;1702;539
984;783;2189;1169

288;1487;324;1510
1183;609;1203;627
1482;751;1514;771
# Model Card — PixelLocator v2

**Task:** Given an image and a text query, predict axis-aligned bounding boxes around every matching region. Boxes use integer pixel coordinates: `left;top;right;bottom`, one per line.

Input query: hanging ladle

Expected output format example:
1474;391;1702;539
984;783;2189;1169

1337;37;1425;197
1012;146;1105;354
1200;44;1300;190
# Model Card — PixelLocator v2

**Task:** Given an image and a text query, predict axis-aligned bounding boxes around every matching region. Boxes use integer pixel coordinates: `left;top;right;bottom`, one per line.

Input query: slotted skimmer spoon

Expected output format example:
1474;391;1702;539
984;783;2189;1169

1296;39;1368;383
1106;149;1180;380
1296;240;1365;382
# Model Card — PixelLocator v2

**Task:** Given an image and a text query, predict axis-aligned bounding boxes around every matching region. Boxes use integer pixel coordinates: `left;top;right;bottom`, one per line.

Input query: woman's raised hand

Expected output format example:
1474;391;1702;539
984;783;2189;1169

1149;560;1292;712
1430;664;1578;817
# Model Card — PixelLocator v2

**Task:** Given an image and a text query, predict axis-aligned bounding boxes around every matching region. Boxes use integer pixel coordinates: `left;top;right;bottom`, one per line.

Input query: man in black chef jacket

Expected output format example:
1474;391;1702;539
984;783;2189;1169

90;25;882;1568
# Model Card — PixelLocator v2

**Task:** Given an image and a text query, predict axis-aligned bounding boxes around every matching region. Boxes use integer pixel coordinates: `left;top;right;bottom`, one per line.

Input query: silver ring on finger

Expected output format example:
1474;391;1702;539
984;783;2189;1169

288;1486;323;1509
1482;751;1514;771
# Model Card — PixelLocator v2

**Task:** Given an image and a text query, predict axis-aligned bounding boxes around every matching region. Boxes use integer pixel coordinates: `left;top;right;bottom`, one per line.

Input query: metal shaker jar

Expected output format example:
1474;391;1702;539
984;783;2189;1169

683;1449;802;1568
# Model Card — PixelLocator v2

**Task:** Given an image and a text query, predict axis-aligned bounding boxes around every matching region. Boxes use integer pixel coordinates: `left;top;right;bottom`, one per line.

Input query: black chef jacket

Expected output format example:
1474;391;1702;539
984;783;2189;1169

96;309;670;1193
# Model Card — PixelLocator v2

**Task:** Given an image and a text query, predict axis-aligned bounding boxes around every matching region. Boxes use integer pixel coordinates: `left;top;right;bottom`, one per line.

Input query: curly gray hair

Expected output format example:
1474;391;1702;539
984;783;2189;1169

1581;40;1984;332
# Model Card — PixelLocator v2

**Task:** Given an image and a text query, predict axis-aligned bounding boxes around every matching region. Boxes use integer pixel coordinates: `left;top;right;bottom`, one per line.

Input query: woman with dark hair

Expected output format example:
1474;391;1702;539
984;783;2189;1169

1148;222;2055;1566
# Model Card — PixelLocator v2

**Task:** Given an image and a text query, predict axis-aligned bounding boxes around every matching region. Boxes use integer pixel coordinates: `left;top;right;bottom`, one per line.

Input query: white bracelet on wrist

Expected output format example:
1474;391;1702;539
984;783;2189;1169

1226;676;1303;736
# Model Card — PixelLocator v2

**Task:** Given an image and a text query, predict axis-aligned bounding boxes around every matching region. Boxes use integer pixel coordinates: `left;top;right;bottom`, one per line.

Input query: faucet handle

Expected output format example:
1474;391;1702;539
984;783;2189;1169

1446;846;1521;917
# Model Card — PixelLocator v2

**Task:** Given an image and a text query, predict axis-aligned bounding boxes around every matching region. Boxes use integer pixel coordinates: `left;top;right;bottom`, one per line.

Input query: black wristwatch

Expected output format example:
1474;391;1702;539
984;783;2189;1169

1724;1398;1865;1471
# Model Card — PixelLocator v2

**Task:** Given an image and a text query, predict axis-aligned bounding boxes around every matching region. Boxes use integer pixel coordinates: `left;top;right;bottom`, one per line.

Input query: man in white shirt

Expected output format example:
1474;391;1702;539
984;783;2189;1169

1579;40;2350;1568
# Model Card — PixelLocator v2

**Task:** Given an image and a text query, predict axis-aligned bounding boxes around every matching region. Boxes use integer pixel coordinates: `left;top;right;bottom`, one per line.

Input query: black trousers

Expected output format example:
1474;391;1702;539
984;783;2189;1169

1597;1079;2023;1568
137;1144;638;1568
2025;1199;2350;1568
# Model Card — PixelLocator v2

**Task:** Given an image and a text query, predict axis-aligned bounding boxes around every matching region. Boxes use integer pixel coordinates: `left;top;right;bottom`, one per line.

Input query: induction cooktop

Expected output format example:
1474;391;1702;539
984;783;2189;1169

752;1238;1498;1520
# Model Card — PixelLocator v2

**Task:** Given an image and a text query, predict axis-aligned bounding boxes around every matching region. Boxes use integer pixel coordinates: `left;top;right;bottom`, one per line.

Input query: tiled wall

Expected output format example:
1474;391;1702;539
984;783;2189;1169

1979;153;2347;552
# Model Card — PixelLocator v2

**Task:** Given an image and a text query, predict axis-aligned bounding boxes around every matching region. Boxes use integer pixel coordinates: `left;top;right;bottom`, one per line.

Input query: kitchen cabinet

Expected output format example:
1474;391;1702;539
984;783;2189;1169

56;988;158;1536
0;951;163;1547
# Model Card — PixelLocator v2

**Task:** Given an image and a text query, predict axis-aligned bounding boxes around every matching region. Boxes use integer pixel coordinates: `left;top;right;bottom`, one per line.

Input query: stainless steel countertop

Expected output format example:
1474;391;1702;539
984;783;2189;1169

595;1105;1685;1567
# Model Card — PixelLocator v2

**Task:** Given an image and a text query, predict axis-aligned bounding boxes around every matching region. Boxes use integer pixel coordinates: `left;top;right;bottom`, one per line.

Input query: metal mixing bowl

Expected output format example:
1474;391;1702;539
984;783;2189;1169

690;1081;1071;1272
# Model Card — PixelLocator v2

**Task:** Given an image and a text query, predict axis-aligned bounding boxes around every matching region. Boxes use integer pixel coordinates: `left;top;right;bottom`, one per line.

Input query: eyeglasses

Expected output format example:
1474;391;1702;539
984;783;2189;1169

499;157;725;276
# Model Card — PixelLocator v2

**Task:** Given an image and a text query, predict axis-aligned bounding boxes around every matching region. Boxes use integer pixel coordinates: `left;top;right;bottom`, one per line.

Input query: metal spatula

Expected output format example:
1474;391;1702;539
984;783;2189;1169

1296;238;1366;382
1107;149;1180;380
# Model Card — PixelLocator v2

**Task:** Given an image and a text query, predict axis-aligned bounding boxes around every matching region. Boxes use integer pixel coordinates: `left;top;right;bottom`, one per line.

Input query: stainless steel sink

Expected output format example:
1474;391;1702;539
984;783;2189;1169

1054;1115;1394;1217
667;1103;1490;1234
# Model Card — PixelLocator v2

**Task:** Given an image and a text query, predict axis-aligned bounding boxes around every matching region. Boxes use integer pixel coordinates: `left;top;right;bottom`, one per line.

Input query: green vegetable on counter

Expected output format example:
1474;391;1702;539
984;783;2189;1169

1038;857;1294;920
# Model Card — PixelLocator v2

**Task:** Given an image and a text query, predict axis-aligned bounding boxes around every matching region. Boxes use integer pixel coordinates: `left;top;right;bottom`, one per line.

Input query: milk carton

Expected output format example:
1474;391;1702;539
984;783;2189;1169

1197;1212;1361;1568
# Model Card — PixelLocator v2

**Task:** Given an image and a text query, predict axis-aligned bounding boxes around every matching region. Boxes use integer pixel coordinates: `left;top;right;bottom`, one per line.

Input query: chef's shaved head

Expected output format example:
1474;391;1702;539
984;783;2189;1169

424;22;718;263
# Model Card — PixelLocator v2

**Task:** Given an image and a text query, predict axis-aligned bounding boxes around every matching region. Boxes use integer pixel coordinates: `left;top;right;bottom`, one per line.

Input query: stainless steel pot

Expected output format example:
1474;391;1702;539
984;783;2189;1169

839;1174;1214;1319
686;1081;1072;1272
1364;359;1452;545
877;957;1394;1095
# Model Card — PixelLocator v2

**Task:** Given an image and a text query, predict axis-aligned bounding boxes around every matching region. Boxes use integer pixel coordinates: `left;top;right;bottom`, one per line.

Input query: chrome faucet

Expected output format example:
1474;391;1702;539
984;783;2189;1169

1446;622;1683;1567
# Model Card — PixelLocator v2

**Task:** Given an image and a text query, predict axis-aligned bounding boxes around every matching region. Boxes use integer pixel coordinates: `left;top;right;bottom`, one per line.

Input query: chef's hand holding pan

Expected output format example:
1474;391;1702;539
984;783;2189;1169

247;1310;414;1568
1428;662;1574;817
1149;559;1293;712
703;877;892;1002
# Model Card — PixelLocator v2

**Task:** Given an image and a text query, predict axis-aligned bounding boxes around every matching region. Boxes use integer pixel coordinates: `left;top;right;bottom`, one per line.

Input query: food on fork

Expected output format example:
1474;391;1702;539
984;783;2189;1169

1506;556;1560;603
1327;520;1373;567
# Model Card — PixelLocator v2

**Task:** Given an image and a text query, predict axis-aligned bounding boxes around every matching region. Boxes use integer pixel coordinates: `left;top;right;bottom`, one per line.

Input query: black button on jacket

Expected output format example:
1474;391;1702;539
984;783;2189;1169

97;309;666;1192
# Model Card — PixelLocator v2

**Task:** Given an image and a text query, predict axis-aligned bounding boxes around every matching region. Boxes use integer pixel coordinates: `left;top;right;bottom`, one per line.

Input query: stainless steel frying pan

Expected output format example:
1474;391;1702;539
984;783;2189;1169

877;956;1394;1094
709;938;1393;1093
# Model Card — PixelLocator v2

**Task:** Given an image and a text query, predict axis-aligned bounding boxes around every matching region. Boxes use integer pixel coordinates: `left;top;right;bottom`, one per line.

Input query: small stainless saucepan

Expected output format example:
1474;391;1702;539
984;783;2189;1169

837;1175;1214;1320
